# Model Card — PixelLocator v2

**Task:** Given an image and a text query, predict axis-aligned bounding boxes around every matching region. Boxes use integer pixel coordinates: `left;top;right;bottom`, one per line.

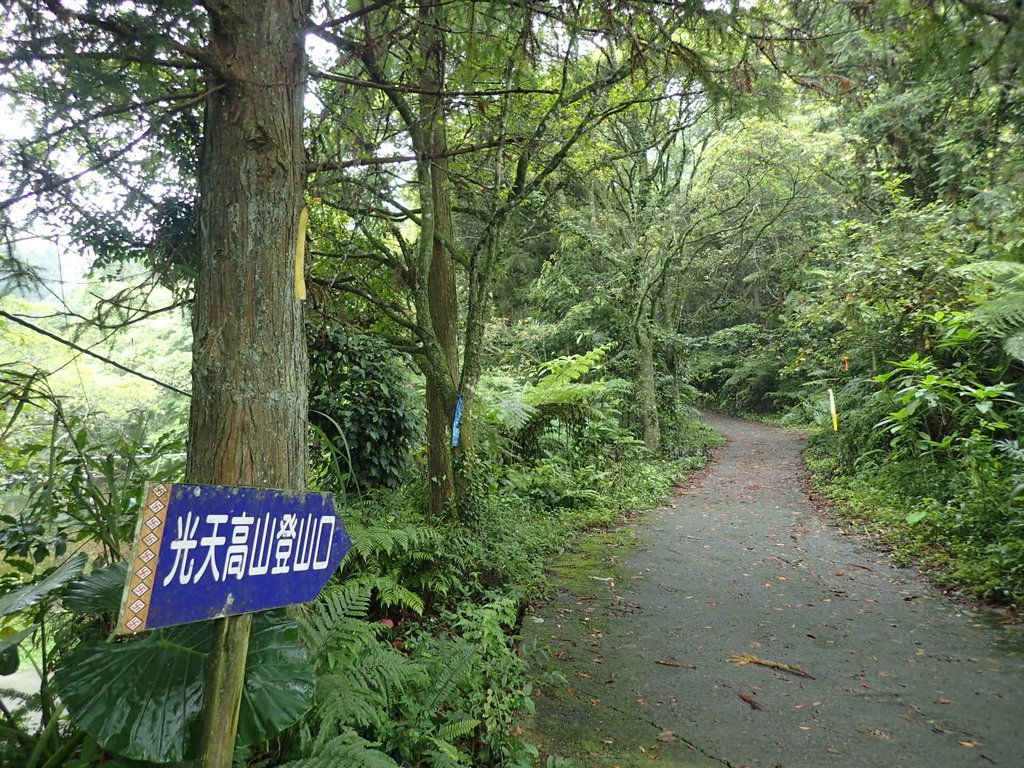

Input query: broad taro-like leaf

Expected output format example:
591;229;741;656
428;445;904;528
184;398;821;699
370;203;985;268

55;621;209;762
64;561;128;614
0;647;18;675
237;614;315;747
0;552;88;616
55;612;313;762
0;625;36;675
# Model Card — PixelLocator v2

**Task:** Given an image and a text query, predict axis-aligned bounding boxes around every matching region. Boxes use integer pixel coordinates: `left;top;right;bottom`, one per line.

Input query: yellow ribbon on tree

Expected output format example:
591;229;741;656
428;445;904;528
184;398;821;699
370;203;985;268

294;204;310;301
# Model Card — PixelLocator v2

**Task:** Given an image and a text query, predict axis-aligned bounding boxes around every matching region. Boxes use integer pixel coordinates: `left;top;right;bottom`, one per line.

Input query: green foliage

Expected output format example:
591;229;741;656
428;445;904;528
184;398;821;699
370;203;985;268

690;324;792;414
958;260;1024;363
785;198;983;385
0;553;87;619
308;328;419;492
0;290;192;439
0;2;206;281
503;346;633;460
801;330;1024;603
340;500;461;609
56;622;209;763
874;353;1017;457
290;575;538;768
1;400;185;566
54;612;313;763
0;553;87;689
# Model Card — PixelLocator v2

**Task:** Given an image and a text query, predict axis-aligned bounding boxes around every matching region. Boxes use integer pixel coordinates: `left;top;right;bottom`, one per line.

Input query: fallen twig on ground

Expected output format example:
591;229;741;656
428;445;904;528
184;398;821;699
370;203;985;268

738;693;763;710
729;652;815;679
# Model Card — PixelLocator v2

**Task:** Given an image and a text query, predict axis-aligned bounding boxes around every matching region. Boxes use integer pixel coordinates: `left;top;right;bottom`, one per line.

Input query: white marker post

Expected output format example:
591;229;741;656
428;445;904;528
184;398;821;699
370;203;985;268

828;388;839;431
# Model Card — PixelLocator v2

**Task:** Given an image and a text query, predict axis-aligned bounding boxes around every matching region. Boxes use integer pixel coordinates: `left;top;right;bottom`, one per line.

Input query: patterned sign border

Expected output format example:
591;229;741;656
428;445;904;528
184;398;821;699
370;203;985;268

118;482;171;634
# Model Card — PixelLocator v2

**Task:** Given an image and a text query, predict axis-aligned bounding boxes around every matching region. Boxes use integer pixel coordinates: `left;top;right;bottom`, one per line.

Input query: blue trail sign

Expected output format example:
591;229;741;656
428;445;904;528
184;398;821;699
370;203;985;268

118;483;351;634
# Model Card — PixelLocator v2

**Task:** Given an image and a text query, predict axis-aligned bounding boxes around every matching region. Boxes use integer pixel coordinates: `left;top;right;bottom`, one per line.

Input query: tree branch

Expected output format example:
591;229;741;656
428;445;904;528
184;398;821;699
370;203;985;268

0;309;191;397
308;138;520;174
311;68;559;97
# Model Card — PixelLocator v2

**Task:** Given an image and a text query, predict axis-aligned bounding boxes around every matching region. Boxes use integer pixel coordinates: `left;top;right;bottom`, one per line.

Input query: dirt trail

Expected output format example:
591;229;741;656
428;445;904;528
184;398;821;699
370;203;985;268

524;412;1024;768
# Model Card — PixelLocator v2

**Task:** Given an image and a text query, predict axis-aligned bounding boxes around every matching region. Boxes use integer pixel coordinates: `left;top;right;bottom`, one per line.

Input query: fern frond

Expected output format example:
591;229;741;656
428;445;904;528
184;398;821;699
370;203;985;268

534;344;613;387
437;718;480;742
346;520;444;563
346;643;426;711
314;678;389;732
1005;331;1024;363
418;643;478;719
422;736;469;767
281;731;399;768
344;572;425;615
954;260;1024;283
297;581;376;660
976;292;1024;333
489;396;537;432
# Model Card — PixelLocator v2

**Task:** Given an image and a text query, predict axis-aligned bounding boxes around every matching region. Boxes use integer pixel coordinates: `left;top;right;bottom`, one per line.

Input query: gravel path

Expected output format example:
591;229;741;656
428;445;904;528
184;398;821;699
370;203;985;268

524;412;1024;768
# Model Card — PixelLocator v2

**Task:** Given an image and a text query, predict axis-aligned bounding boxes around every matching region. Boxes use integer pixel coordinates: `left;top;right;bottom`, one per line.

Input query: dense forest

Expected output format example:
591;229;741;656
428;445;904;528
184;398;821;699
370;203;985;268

1;0;1022;766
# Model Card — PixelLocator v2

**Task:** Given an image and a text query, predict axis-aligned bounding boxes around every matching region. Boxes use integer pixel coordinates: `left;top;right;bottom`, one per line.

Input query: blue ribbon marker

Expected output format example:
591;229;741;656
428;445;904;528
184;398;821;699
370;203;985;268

451;393;463;447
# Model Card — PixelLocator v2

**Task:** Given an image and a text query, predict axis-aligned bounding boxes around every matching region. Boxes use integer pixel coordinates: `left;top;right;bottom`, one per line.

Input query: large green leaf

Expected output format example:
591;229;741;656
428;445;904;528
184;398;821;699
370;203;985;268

55;622;209;763
64;561;128;614
0;552;88;616
237;615;315;747
0;625;36;675
54;613;314;762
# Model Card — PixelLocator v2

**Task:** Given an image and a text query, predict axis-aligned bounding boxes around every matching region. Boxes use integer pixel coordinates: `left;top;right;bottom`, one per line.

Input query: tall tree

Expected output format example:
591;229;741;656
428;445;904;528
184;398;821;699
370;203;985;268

306;0;744;514
189;2;311;765
1;2;312;763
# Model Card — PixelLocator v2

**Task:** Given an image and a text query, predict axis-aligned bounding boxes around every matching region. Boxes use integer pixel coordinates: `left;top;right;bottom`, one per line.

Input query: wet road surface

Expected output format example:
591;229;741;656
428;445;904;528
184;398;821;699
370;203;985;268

524;413;1024;768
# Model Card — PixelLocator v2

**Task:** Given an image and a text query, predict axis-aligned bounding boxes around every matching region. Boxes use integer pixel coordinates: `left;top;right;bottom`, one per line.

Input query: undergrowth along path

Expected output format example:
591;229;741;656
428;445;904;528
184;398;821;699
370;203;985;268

524;412;1024;768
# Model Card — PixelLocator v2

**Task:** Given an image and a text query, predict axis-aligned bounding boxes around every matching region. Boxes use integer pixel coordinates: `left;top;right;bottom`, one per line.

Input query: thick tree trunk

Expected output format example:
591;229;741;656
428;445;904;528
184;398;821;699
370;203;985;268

418;0;461;517
189;2;309;765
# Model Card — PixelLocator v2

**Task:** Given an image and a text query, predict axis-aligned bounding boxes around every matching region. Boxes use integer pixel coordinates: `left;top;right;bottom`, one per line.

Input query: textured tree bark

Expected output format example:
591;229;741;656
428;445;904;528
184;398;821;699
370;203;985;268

635;310;662;452
189;1;310;766
418;0;460;517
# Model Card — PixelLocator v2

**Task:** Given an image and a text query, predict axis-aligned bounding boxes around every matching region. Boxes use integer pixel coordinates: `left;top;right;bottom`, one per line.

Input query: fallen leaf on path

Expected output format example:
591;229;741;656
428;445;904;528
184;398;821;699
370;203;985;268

729;652;815;679
657;731;678;742
738;693;763;710
655;659;696;669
